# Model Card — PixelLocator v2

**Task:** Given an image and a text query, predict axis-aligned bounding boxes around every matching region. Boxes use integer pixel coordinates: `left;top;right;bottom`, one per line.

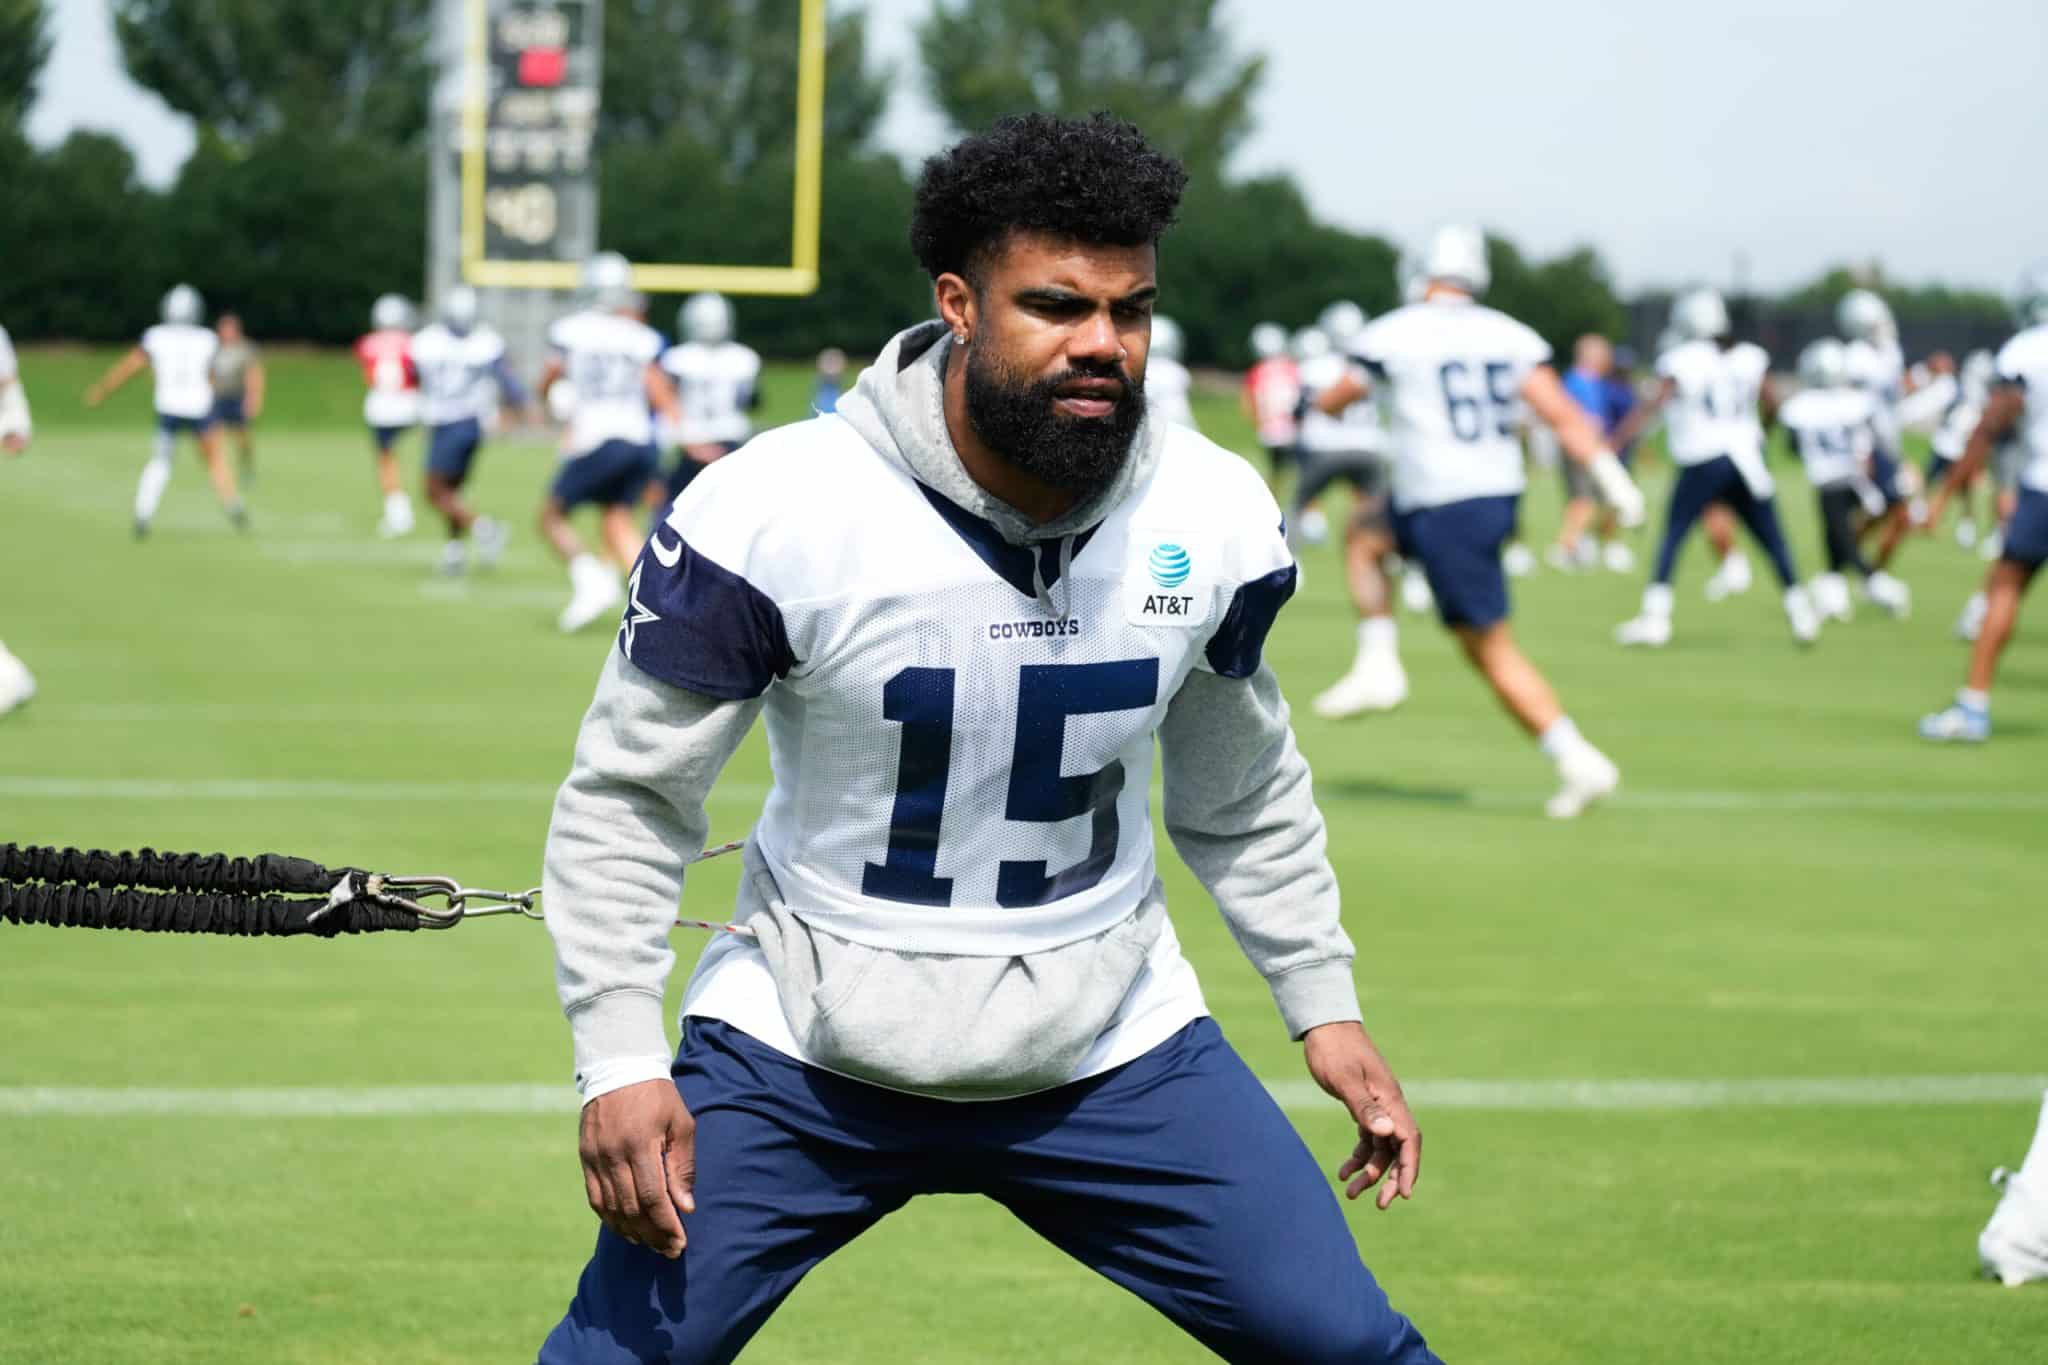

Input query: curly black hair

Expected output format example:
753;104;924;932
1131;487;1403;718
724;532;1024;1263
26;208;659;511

910;112;1189;283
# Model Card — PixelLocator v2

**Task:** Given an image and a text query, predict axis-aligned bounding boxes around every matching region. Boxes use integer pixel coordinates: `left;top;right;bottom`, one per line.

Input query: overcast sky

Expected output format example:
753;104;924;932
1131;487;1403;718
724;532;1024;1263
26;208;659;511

30;0;2048;294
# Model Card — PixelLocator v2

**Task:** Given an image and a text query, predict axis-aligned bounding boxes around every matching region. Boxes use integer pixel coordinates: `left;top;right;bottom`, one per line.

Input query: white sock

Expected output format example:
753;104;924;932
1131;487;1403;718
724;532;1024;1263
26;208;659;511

1538;716;1591;762
569;552;608;590
1958;688;1990;713
1641;583;1674;618
133;442;174;524
1356;616;1397;667
384;490;411;516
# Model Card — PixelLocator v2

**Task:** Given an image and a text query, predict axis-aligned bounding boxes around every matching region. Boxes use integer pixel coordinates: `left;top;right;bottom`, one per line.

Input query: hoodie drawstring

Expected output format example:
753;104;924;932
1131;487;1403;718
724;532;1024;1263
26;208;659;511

1031;534;1078;622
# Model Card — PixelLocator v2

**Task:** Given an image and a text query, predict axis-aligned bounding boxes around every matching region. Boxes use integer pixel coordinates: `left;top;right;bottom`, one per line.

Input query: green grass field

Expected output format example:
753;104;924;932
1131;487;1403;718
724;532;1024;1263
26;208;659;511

3;347;2045;1363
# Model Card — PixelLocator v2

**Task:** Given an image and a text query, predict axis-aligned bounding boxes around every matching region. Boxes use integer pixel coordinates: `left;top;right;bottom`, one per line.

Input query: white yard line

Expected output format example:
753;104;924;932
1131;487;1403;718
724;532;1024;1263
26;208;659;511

4;776;2044;813
3;1074;2040;1119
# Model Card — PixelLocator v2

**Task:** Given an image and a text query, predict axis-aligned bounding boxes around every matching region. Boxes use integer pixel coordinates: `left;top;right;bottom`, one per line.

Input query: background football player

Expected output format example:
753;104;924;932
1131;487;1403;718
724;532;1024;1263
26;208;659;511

355;293;422;538
408;285;523;576
657;292;762;503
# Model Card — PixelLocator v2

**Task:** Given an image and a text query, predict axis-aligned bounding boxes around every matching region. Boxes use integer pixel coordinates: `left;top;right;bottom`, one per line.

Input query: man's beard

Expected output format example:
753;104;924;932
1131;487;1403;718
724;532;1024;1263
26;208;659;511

961;344;1146;500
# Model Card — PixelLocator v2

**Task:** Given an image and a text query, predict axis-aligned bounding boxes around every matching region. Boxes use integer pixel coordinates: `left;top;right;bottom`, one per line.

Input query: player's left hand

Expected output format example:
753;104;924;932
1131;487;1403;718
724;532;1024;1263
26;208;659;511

1303;1020;1421;1210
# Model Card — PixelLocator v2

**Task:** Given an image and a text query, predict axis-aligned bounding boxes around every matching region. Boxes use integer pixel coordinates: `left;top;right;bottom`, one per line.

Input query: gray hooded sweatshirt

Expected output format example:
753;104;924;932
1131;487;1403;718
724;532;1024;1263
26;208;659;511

543;321;1360;1103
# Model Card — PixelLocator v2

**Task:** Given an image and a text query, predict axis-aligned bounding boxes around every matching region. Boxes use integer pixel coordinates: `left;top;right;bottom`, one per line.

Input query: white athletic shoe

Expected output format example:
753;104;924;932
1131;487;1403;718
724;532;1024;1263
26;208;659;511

1399;568;1435;615
557;569;622;634
1981;531;2004;562
1503;542;1536;578
1862;571;1911;619
1614;613;1671;648
377;497;416;539
0;649;35;718
1545;747;1620;820
1298;506;1330;546
1784;586;1821;646
1601;541;1636;573
1812;573;1854;624
1312;656;1409;719
1956;591;1988;642
1543;542;1579;573
1980;1169;2048;1287
437;541;468;576
1955;518;1979;551
1704;551;1753;602
472;516;509;569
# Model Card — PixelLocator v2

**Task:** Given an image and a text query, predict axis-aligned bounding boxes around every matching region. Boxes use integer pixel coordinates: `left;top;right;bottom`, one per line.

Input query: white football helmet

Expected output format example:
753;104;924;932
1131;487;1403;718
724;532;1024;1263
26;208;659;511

1317;300;1368;347
1836;288;1894;341
1150;314;1185;363
371;293;414;331
1670;288;1730;341
1422;224;1490;296
1290;327;1331;363
441;285;480;334
2013;261;2048;328
1961;349;1997;403
1248;322;1287;361
161;284;203;325
1797;338;1848;389
680;292;734;344
582;251;635;308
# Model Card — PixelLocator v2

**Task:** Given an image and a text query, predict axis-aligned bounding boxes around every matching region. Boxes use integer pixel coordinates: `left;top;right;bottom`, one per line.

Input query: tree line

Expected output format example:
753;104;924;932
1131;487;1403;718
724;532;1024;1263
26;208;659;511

0;0;2011;363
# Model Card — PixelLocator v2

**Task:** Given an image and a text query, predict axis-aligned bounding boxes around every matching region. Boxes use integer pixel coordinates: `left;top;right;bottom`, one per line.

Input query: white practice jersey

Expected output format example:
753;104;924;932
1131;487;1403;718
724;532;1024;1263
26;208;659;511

1297;351;1384;457
1931;385;1983;461
0;322;16;383
1348;299;1550;508
1656;339;1770;467
620;417;1296;965
1778;387;1876;488
1144;355;1198;430
548;310;663;455
1997;324;2048;492
661;339;762;445
140;323;218;420
1844;336;1905;452
410;323;510;427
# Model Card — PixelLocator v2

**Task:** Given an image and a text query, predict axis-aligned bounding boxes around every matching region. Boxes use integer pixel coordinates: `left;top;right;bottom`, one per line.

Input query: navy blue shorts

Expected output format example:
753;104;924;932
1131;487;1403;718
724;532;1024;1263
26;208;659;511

2003;488;2048;570
553;439;659;511
665;440;740;502
536;1018;1437;1365
211;395;246;428
1869;448;1907;506
370;423;409;454
157;413;208;437
1394;493;1518;629
426;417;483;484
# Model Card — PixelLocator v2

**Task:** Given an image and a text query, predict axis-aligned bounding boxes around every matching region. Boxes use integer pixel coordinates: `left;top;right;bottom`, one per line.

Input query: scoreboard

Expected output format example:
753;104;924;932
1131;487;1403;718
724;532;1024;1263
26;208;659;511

478;0;600;262
458;0;825;296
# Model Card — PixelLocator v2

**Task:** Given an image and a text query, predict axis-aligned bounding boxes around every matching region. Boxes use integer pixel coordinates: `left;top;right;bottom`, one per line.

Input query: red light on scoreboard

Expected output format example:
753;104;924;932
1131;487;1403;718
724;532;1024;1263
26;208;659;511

517;46;567;88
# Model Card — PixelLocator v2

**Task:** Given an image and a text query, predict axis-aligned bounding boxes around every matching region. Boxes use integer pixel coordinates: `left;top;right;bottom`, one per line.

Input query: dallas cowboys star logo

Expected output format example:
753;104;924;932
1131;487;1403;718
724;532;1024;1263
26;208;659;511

621;561;660;656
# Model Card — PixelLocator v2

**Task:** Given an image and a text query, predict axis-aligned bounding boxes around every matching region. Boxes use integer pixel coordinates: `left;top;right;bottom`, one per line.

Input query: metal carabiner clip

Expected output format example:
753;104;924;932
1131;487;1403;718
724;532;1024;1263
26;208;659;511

365;874;544;928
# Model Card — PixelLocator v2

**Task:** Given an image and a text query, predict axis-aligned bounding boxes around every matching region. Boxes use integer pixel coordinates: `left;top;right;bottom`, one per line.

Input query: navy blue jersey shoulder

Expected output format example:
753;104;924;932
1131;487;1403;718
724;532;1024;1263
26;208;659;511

1206;559;1298;678
617;528;794;699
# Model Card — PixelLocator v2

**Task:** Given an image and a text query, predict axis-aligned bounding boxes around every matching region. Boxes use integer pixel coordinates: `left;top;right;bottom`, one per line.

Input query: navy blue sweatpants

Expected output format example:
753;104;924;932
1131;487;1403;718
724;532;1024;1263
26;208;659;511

537;1018;1438;1365
1652;454;1799;589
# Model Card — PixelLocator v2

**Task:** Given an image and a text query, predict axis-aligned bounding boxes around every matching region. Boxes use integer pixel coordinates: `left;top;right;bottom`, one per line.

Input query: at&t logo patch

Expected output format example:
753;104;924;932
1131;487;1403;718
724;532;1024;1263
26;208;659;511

1125;535;1212;628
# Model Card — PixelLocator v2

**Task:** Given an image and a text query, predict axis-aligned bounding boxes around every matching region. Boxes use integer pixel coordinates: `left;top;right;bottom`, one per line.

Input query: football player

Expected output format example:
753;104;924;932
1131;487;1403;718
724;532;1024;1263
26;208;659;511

409;286;524;575
1911;350;1995;548
1240;321;1299;489
1545;334;1634;571
535;114;1436;1364
1839;289;1919;573
1613;289;1819;647
1313;226;1645;817
1299;299;1408;716
355;294;421;537
207;313;265;481
657;293;762;502
84;285;247;537
0;319;35;717
1143;313;1198;429
1918;263;2048;742
1777;339;1910;621
538;254;680;633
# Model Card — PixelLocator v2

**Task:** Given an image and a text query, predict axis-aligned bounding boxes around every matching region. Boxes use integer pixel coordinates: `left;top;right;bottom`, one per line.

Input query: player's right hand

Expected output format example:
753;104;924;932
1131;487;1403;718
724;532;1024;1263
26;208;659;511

578;1077;697;1259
